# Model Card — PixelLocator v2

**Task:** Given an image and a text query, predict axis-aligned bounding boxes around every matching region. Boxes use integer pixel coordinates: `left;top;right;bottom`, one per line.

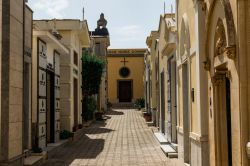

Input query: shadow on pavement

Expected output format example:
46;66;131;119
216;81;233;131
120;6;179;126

83;127;114;134
106;109;124;115
42;134;105;166
42;117;114;165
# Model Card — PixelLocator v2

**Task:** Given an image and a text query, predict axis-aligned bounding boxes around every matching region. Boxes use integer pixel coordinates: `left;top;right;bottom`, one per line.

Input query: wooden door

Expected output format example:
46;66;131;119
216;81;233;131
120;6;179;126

160;72;165;134
182;63;190;164
118;81;132;102
214;75;232;166
167;58;177;143
46;72;55;143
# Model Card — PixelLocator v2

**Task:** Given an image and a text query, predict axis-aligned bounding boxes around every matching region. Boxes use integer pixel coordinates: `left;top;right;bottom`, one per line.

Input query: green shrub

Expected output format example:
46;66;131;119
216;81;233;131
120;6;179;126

60;130;74;139
135;98;145;108
82;54;105;96
32;147;43;153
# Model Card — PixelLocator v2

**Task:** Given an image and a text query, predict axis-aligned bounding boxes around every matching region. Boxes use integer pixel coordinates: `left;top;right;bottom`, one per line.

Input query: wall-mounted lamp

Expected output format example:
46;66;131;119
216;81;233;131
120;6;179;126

246;142;250;159
191;88;195;102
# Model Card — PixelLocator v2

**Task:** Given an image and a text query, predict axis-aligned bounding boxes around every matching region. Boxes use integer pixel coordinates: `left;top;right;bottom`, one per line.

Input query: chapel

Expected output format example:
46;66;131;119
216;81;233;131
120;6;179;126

107;49;146;106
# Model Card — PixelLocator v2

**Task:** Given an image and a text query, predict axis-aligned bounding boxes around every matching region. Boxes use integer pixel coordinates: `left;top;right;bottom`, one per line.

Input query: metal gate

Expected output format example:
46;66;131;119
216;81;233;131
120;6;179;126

54;51;60;142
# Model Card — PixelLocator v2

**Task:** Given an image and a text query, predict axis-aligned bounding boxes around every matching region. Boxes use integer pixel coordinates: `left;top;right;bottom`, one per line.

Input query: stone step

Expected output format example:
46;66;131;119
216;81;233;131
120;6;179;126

45;140;71;158
171;143;178;151
160;144;178;158
154;132;168;144
111;102;136;108
146;121;154;127
168;152;178;158
24;156;44;166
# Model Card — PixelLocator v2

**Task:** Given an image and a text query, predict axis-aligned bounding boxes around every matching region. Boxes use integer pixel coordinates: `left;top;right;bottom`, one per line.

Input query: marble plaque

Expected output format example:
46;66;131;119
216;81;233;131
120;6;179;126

39;99;46;113
56;100;60;110
39;69;46;97
38;124;46;137
54;52;60;75
38;137;46;149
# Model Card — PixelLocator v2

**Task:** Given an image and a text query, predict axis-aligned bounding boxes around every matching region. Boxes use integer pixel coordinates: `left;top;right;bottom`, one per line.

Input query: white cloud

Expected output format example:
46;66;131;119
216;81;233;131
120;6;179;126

110;25;147;48
113;25;141;37
32;0;70;18
112;25;145;42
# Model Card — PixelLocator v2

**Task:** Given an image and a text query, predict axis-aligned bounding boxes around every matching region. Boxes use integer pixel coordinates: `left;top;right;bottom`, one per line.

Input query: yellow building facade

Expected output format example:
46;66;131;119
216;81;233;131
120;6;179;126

33;20;90;133
145;14;178;158
146;1;250;165
107;49;145;106
146;31;159;126
176;0;208;165
176;0;250;165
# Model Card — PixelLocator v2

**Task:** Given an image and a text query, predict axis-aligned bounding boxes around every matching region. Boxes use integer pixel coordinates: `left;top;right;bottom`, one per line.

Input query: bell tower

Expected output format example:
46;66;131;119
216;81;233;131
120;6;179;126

89;13;110;112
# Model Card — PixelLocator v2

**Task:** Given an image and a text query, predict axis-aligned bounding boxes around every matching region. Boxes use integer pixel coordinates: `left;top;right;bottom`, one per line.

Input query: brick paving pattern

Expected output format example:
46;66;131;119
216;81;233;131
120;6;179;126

42;109;180;166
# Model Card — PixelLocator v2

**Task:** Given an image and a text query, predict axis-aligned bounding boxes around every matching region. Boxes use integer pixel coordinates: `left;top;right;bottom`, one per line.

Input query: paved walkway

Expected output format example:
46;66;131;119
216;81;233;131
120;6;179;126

42;109;180;166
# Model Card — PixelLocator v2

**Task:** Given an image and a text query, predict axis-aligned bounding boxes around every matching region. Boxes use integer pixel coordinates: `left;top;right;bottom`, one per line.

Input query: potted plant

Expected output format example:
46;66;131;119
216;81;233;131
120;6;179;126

143;112;152;122
78;124;83;129
95;111;104;121
60;130;74;140
135;98;145;110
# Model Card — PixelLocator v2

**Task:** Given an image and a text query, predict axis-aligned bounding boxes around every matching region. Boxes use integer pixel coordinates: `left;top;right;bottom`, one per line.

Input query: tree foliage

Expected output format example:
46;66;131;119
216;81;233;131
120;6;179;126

82;96;96;121
82;54;105;96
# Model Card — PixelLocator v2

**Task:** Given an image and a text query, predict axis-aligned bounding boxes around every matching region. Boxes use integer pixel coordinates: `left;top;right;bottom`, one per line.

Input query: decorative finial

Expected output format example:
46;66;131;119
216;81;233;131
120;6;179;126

53;18;57;32
52;19;62;40
82;6;85;20
97;13;107;29
164;1;166;14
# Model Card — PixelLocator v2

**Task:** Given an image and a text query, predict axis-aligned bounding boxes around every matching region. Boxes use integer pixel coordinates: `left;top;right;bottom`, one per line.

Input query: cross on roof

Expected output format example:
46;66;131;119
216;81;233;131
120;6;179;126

121;57;128;66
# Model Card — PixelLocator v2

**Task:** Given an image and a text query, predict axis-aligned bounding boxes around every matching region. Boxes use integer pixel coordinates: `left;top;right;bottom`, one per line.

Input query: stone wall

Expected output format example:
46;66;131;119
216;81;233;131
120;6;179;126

24;4;33;151
0;0;24;164
8;0;24;160
59;30;83;132
0;0;2;159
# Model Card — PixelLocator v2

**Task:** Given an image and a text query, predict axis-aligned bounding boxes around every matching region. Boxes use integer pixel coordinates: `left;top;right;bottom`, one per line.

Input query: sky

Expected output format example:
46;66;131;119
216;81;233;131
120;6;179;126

27;0;175;48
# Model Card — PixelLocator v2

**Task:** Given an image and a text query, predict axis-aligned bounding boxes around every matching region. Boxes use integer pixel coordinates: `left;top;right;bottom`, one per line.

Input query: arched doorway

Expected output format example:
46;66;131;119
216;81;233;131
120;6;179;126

211;69;232;166
205;1;237;165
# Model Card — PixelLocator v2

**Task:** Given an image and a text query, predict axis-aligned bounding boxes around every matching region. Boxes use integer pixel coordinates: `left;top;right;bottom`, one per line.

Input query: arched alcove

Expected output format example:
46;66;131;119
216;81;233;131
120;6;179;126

179;14;190;61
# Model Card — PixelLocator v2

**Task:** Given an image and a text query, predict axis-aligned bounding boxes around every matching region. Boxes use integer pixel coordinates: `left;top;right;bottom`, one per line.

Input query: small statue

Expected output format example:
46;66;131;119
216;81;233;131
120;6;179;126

215;20;226;56
97;13;107;29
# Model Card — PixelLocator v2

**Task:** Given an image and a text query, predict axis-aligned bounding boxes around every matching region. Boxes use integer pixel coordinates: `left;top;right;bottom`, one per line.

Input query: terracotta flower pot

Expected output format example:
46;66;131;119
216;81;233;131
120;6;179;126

95;112;104;121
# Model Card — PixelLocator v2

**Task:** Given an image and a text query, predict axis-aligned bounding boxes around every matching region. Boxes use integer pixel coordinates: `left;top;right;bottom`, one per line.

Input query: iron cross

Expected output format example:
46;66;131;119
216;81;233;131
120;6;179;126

121;57;128;66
